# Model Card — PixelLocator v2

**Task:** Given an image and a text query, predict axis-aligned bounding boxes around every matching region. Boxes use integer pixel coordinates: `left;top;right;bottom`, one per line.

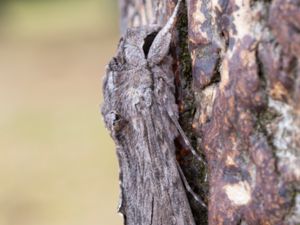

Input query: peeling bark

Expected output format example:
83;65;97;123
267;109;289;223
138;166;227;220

116;0;300;224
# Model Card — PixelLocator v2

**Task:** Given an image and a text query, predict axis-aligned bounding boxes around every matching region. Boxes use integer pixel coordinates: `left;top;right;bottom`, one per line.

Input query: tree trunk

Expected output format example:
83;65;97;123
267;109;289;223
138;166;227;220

117;0;300;224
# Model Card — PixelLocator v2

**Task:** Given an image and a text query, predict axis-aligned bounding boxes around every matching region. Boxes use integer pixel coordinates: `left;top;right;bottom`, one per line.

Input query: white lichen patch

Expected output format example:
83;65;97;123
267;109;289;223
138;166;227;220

220;58;229;90
226;155;236;166
193;0;205;24
287;194;300;225
231;0;252;40
269;99;300;183
197;84;218;124
192;0;208;40
227;0;266;58
224;181;252;205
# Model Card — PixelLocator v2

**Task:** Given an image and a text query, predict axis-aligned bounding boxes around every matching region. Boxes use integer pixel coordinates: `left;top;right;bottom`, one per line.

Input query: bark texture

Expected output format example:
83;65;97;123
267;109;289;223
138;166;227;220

117;0;300;224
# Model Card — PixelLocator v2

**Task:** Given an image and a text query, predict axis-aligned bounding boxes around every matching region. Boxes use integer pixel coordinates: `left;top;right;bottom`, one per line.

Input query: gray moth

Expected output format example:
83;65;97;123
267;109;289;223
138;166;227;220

101;0;205;224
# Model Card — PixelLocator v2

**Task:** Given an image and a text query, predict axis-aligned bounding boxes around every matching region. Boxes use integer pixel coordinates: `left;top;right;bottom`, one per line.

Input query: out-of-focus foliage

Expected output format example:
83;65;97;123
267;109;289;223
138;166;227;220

0;1;122;225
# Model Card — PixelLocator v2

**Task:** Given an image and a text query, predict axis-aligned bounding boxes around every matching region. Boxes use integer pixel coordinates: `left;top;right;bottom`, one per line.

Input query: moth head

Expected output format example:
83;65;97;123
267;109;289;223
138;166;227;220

122;26;161;66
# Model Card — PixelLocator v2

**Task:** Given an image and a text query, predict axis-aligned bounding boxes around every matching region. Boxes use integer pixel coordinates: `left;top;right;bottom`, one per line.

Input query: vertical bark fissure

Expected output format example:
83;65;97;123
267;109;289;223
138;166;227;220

175;1;208;224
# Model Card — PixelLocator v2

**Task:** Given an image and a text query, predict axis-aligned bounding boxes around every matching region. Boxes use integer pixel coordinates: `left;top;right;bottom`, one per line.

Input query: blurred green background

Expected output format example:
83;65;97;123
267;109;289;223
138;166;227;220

0;0;122;225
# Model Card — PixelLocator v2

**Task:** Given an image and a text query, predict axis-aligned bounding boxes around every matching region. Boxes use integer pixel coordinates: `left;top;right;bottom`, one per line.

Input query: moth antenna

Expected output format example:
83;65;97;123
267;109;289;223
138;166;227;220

176;162;207;208
147;0;182;65
159;0;182;35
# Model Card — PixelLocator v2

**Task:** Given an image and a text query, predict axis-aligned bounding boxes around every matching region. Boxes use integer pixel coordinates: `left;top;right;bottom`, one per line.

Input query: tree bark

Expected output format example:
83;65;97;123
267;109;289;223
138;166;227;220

117;0;300;224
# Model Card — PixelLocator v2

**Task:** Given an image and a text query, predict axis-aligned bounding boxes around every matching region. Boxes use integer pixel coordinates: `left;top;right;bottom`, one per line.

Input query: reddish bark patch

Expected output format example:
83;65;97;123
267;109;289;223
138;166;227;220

189;0;293;224
269;0;300;57
203;38;289;225
187;0;222;90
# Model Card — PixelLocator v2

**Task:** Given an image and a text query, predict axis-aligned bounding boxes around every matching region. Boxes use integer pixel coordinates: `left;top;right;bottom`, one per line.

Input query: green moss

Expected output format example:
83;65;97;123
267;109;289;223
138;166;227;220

176;2;208;224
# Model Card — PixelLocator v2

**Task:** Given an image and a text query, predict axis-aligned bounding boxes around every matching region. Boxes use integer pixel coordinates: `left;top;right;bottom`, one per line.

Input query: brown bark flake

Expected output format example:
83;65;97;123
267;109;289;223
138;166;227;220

190;0;295;224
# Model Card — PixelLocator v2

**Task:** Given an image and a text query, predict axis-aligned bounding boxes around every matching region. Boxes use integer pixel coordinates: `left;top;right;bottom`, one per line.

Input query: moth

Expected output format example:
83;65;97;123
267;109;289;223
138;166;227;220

102;1;205;224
